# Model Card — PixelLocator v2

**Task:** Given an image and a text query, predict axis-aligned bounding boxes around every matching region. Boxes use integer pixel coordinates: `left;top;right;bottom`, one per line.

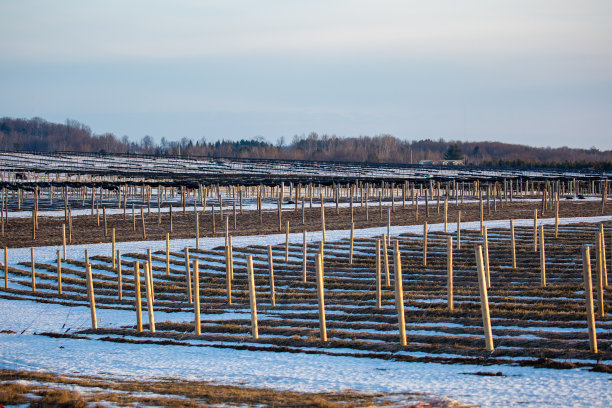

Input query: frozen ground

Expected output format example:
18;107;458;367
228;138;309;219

0;298;609;408
1;215;611;407
5;214;611;267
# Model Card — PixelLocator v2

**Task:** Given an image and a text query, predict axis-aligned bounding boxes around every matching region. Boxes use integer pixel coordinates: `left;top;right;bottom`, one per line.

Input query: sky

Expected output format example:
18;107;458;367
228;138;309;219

0;1;611;149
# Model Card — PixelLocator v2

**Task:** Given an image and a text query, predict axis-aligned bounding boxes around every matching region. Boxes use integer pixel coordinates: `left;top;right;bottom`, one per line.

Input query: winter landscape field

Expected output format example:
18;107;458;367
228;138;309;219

0;154;609;407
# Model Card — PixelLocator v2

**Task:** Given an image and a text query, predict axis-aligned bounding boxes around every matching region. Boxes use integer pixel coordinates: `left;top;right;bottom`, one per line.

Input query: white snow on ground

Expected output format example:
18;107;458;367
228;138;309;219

0;298;610;408
5;215;611;268
2;215;611;407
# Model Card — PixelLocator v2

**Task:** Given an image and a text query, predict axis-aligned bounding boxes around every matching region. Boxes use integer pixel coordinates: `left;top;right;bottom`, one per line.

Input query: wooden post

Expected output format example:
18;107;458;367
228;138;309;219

193;259;201;335
170;204;173;233
595;233;604;317
111;228;116;270
350;222;354;264
185;248;193;304
457;210;461;250
444;197;448;233
31;247;35;292
141;207;146;239
117;250;122;300
423;221;428;267
315;252;327;341
143;262;155;333
85;262;97;329
56;249;62;294
62;223;67;260
383;233;390;286
393;241;407;346
134;262;143;332
600;224;607;288
31;210;35;240
267;245;276;306
103;206;107;237
229;235;234;280
582;245;598;353
511;220;517;269
387;208;391;246
447;236;453;312
285;221;289;262
225;244;231;305
302;230;307;283
146;249;155;303
475;245;494;351
540;225;546;287
555;197;560;238
376;239;381;309
483;226;490;288
166;233;170;275
533;209;538;252
246;255;259;339
479;190;484;234
321;198;326;242
195;213;200;249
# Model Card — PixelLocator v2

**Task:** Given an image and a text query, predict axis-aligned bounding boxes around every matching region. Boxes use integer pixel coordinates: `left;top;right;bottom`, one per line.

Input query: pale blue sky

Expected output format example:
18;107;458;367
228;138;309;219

1;1;611;148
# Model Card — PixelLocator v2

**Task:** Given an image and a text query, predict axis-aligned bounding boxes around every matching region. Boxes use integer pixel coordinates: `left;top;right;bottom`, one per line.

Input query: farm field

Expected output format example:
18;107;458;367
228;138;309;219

0;155;610;407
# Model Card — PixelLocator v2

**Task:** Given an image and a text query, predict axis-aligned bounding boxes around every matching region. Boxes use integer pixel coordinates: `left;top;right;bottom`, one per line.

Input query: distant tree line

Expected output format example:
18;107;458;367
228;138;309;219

1;116;611;170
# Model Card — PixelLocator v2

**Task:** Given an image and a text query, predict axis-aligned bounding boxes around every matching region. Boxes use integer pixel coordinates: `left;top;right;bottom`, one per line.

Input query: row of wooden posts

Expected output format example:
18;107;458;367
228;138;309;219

4;174;610;239
13;214;608;353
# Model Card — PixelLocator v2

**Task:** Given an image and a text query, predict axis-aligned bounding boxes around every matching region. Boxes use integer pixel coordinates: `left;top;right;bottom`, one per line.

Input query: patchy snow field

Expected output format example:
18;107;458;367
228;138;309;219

1;215;611;407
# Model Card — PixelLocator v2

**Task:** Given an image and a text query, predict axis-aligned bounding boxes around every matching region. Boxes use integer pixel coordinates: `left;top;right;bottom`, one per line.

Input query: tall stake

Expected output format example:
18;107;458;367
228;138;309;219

185;248;192;304
30;247;36;292
144;262;155;333
246;255;259;339
117;250;122;300
423;222;428;267
56;249;62;294
540;225;546;287
511;219;517;269
447;236;453;312
193;259;201;335
475;245;494;351
376;239;381;309
350;222;354;264
393;241;407;346
315;252;327;341
302;230;307;283
134;261;142;332
86;262;97;329
268;245;276;306
582;245;598;353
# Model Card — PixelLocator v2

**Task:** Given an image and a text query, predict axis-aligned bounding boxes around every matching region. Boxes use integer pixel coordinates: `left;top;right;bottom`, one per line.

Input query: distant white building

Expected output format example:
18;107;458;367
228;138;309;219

419;159;464;166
